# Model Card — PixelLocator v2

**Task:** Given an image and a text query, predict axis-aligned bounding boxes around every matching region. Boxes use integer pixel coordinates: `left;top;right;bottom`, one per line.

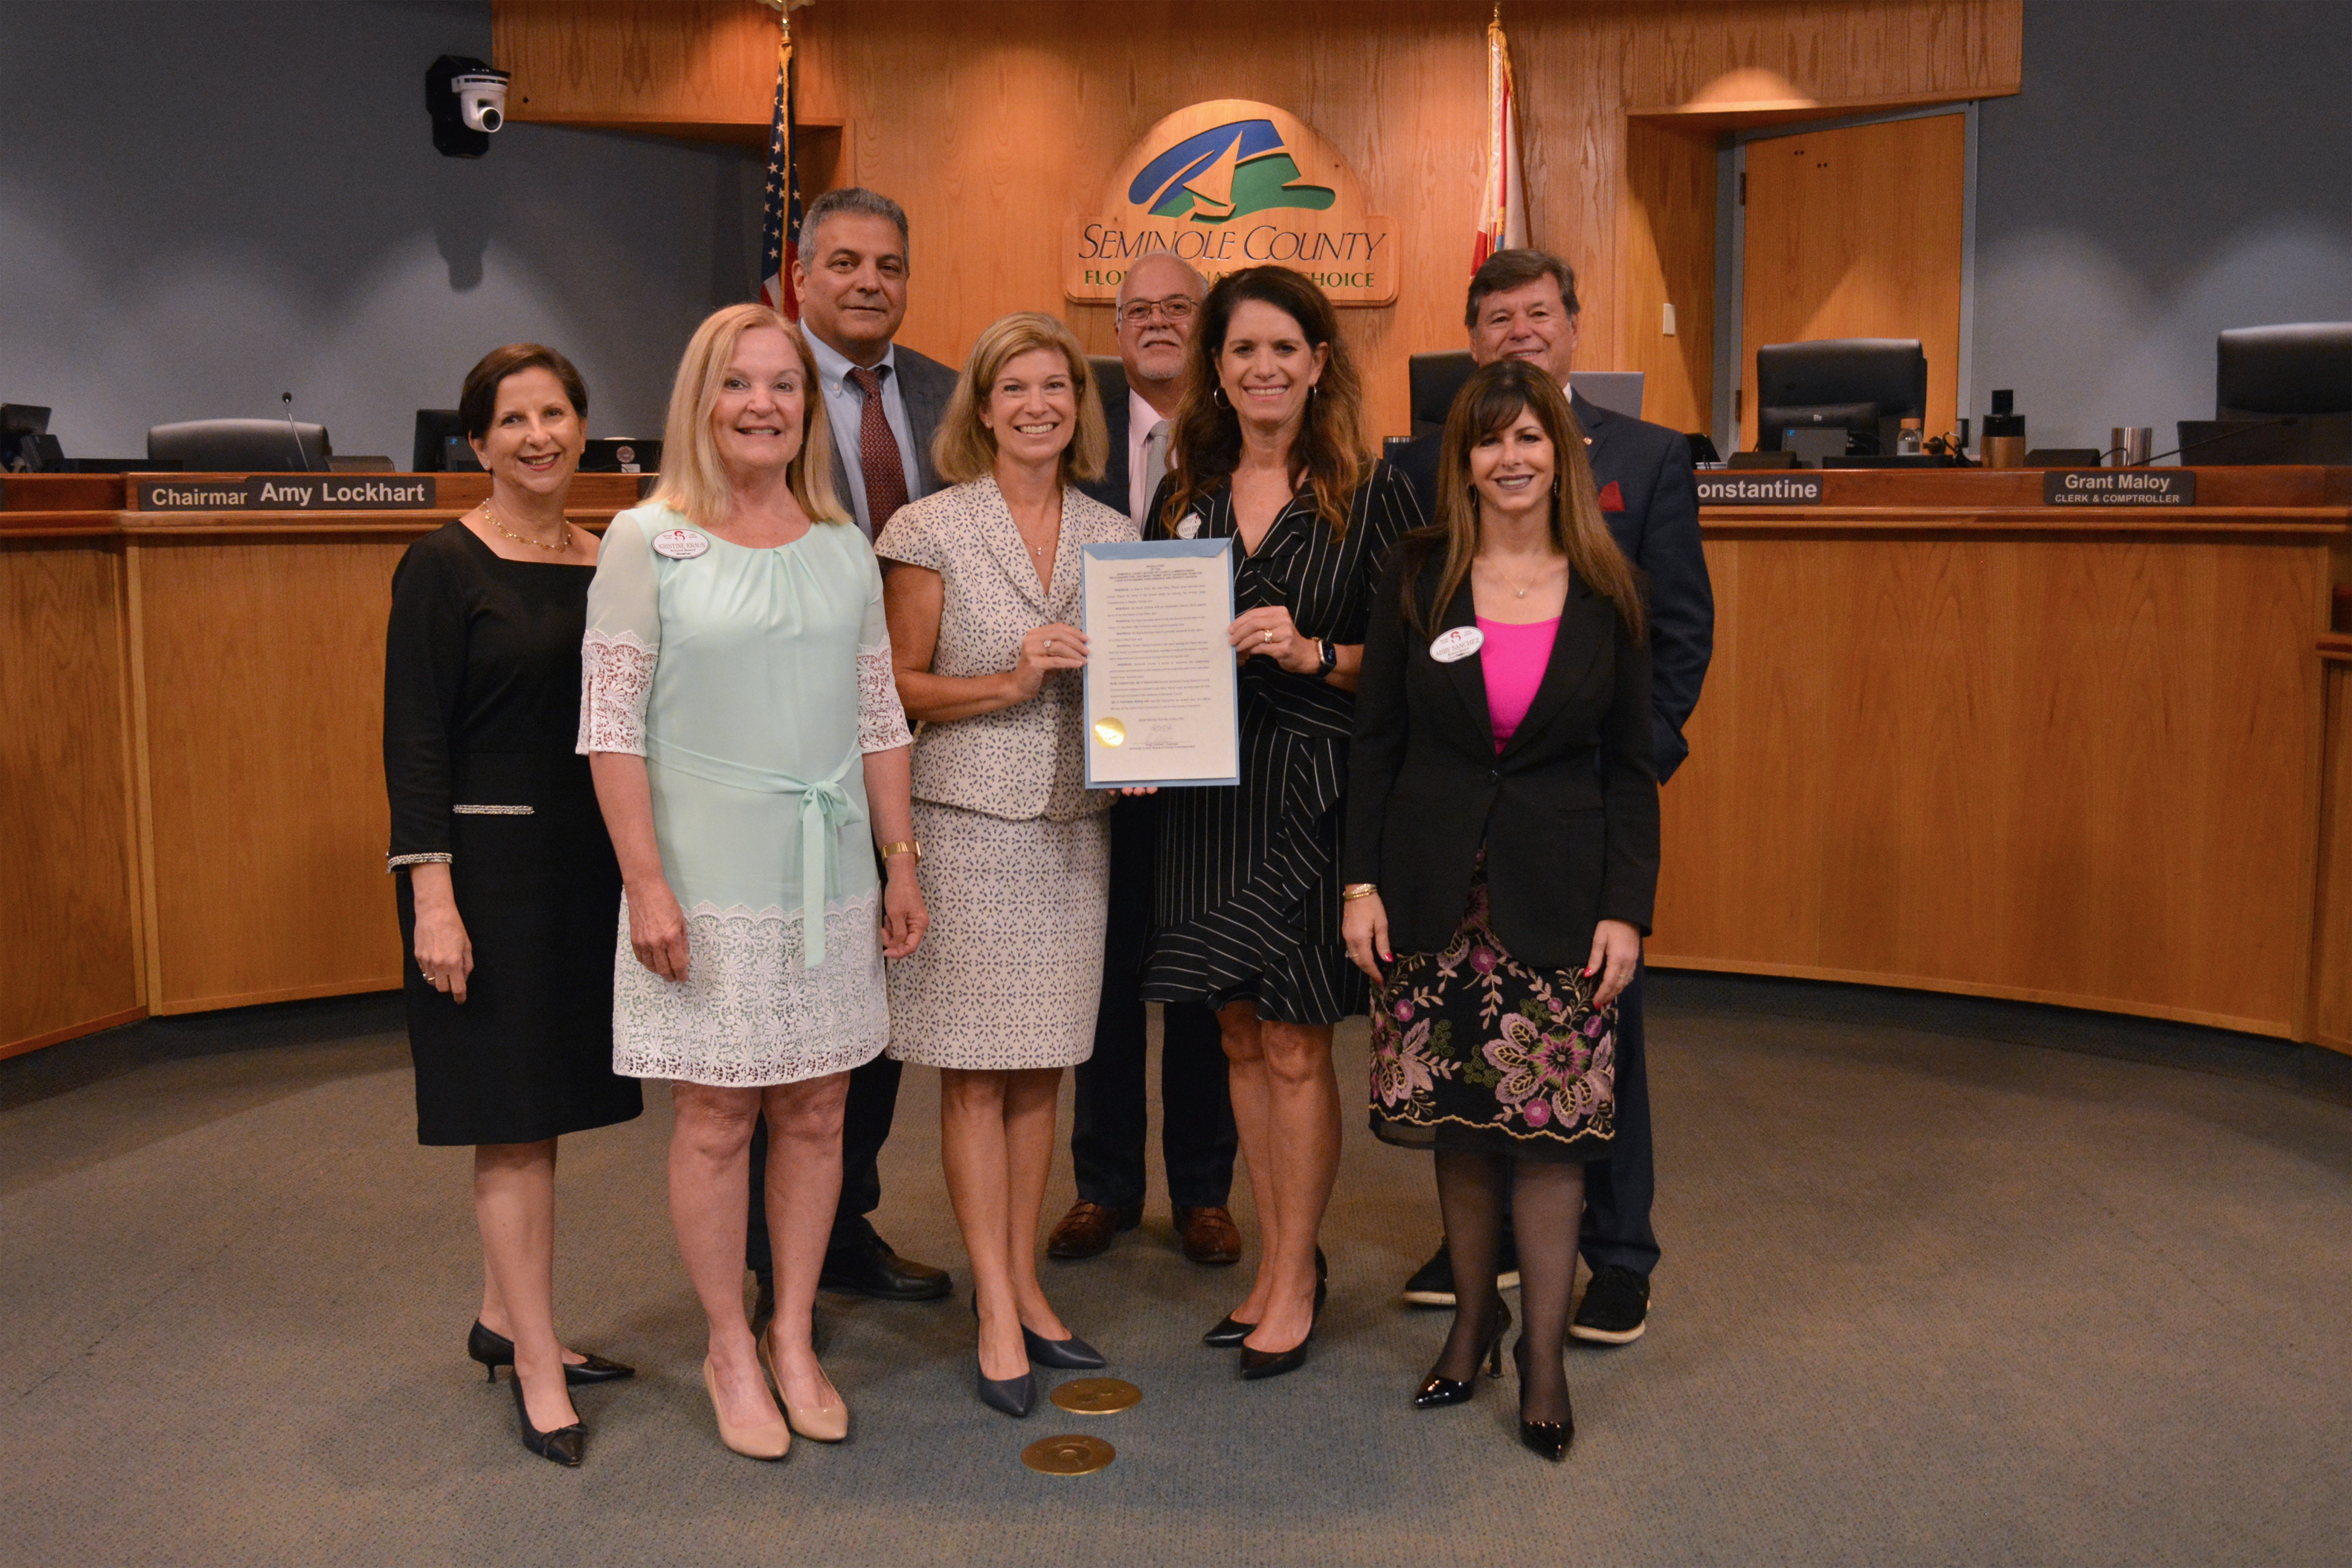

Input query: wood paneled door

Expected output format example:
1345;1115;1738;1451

1739;112;1967;451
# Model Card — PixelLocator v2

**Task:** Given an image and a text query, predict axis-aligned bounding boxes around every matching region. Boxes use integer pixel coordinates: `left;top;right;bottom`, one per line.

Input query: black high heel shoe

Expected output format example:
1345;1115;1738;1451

970;1295;1037;1416
468;1321;634;1386
1239;1258;1327;1382
1413;1299;1511;1409
1511;1336;1574;1461
1205;1248;1328;1349
1022;1323;1106;1370
509;1371;586;1466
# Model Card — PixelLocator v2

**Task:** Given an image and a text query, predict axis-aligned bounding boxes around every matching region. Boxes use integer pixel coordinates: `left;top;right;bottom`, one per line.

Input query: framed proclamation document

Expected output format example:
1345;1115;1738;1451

1079;538;1241;789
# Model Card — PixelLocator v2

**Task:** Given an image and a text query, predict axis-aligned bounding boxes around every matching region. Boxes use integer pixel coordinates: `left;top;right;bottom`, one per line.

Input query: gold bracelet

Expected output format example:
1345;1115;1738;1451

1341;882;1379;901
879;840;921;862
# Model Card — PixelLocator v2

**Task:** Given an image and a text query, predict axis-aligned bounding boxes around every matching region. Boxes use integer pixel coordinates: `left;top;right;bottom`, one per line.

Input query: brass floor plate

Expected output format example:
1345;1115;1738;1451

1022;1433;1116;1475
1050;1377;1142;1415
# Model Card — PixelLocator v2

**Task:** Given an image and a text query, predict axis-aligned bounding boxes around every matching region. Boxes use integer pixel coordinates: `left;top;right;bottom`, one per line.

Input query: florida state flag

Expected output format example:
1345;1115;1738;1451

1472;8;1528;272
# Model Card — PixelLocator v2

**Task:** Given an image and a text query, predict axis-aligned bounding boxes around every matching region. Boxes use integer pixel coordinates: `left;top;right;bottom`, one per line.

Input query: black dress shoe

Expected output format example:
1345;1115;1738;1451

1023;1323;1106;1370
820;1236;952;1301
1413;1300;1510;1409
509;1374;585;1466
1207;1253;1326;1348
468;1321;634;1386
1513;1336;1574;1460
1239;1272;1325;1381
975;1358;1036;1417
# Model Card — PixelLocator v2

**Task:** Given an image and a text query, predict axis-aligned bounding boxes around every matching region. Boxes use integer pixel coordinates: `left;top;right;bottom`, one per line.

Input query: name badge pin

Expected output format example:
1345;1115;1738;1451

1175;514;1204;539
653;528;710;560
1429;626;1484;663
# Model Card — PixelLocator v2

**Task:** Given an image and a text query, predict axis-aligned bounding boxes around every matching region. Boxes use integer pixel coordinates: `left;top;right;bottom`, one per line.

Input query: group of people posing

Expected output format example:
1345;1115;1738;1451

382;187;1712;1471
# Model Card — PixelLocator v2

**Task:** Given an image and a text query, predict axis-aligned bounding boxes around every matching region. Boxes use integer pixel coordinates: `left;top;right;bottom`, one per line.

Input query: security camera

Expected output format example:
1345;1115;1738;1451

426;55;512;159
453;71;509;133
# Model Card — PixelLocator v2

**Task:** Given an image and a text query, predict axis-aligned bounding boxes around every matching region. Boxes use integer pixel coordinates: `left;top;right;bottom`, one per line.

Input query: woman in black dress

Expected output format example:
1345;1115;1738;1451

383;344;641;1466
1143;267;1423;1379
1342;360;1658;1460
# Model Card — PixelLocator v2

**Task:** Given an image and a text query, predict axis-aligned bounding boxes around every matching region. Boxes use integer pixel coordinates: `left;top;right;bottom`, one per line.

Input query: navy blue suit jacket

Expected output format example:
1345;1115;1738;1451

1392;391;1712;780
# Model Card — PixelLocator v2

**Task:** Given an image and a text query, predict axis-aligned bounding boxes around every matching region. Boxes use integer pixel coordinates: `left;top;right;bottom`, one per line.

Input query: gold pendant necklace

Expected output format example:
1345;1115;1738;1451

483;500;571;554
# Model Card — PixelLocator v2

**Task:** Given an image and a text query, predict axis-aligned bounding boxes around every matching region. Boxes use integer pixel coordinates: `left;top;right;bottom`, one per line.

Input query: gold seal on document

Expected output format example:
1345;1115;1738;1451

1022;1433;1116;1475
1093;717;1126;747
1050;1378;1142;1415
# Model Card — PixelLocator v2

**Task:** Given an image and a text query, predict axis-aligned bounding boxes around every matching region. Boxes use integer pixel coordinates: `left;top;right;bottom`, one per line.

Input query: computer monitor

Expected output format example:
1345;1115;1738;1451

1754;338;1927;454
2216;323;2352;418
579;437;661;474
148;418;329;473
413;409;468;472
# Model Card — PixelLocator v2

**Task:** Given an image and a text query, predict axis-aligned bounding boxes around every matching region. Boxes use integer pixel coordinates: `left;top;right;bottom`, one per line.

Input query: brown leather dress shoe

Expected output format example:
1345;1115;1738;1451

1047;1200;1142;1259
1176;1205;1243;1265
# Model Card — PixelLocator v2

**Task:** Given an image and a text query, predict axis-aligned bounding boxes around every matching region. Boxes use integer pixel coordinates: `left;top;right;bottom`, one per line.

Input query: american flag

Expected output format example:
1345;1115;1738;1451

757;11;801;319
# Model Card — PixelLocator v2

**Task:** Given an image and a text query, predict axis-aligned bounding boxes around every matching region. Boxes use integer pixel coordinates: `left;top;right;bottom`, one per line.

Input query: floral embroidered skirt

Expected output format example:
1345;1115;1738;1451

1368;866;1616;1164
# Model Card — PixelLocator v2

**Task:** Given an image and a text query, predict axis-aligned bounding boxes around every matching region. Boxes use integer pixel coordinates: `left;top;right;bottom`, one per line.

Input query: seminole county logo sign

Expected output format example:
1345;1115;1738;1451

1066;100;1398;307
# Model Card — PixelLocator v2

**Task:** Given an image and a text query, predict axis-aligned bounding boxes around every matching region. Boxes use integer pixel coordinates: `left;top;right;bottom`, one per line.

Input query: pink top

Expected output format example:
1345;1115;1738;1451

1476;615;1559;751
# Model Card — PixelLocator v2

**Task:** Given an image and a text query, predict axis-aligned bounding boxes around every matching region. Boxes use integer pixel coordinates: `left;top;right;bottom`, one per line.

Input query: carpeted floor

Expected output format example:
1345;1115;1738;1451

3;973;2347;1568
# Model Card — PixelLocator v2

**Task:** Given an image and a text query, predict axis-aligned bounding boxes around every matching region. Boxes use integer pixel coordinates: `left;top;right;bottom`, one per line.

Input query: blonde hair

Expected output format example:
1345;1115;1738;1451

650;303;847;529
931;312;1108;486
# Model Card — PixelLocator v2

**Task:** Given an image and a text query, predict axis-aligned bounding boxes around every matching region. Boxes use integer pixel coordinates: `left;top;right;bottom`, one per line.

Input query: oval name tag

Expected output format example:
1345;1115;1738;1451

653;528;709;560
1430;626;1485;663
1175;514;1203;539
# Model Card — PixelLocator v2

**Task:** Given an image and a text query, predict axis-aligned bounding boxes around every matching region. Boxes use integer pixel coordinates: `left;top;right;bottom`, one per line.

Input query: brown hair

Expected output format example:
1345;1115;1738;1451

1161;266;1369;539
931;311;1109;486
1463;248;1580;329
459;344;587;440
1401;358;1644;642
648;303;846;530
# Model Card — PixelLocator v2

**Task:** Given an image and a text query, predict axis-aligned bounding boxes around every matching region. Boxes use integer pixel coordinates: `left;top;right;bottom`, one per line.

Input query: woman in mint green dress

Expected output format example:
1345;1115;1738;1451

581;304;926;1461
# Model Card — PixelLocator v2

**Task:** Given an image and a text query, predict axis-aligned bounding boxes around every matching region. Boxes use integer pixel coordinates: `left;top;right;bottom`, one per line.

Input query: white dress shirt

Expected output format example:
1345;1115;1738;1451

1127;386;1173;525
808;329;923;537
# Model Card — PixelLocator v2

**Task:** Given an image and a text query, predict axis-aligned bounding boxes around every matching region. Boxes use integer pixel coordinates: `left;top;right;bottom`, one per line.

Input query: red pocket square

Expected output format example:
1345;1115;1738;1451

1596;480;1625;513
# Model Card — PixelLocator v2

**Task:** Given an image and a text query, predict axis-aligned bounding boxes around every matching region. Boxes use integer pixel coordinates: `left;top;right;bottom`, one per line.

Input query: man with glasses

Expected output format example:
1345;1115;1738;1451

1048;253;1244;1268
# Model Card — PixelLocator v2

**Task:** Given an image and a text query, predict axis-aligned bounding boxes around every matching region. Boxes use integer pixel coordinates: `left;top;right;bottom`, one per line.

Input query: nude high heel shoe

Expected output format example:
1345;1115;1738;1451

761;1327;849;1442
702;1355;790;1460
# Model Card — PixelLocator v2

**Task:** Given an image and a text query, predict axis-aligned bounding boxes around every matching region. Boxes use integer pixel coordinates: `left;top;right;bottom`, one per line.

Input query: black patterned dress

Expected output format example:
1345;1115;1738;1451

1140;465;1420;1026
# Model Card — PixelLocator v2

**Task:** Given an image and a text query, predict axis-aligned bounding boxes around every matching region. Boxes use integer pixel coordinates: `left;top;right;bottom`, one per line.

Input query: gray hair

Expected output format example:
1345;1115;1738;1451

1114;251;1207;310
798;187;910;263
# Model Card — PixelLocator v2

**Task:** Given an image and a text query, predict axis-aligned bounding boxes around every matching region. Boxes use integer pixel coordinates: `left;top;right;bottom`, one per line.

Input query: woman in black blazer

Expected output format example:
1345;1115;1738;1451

1342;359;1658;1460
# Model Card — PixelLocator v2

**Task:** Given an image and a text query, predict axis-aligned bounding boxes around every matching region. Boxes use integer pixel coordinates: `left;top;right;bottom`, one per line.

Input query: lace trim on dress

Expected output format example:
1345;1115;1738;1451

610;890;890;1088
386;852;454;872
579;629;657;755
857;640;914;754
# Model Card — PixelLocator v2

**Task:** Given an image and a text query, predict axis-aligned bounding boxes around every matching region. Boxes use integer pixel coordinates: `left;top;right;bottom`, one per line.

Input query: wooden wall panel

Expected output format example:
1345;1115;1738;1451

1740;112;1968;448
1618;119;1719;435
777;0;2016;442
0;541;143;1056
1652;529;2334;1036
130;536;417;1012
2312;648;2352;1052
496;0;779;132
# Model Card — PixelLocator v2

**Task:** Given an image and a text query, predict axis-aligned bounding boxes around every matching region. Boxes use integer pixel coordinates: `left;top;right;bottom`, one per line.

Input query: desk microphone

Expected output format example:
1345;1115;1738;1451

2139;415;2296;468
281;391;312;473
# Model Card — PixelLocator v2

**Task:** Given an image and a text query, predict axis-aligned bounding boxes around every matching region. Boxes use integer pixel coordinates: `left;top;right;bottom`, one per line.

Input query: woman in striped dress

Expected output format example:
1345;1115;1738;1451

1142;266;1422;1379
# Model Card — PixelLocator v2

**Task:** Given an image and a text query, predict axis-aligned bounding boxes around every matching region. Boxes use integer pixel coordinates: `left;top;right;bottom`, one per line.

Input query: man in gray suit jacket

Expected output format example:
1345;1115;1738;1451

747;188;957;1317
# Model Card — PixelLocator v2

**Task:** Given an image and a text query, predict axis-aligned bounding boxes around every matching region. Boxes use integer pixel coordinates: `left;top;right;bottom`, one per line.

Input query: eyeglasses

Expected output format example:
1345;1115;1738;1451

1119;295;1199;327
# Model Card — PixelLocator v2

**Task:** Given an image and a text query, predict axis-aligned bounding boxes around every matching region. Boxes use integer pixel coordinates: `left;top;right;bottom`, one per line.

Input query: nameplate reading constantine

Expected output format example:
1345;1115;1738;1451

1068;101;1397;306
2041;470;2195;506
135;477;439;511
1695;475;1824;505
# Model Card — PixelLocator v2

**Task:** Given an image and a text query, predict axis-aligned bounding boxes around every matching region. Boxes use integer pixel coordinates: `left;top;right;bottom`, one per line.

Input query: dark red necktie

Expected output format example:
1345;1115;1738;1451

847;364;910;531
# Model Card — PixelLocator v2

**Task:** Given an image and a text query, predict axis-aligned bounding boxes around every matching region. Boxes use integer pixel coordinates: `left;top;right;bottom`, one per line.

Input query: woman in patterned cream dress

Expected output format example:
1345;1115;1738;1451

581;303;927;1460
876;313;1135;1417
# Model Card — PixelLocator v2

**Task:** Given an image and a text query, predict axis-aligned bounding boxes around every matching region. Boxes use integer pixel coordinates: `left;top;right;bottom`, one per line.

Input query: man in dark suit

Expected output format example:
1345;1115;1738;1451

1045;254;1243;1267
748;188;958;1317
1390;248;1713;1344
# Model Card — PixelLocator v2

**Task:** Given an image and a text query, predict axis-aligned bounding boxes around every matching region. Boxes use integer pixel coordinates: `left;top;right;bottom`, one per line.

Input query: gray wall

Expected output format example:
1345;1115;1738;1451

0;0;760;462
1972;0;2352;452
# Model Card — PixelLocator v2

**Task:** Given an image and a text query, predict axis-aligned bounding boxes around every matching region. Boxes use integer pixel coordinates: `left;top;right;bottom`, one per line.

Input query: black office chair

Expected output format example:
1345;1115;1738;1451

2216;323;2352;419
1753;338;1926;455
148;419;329;473
1408;351;1477;438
